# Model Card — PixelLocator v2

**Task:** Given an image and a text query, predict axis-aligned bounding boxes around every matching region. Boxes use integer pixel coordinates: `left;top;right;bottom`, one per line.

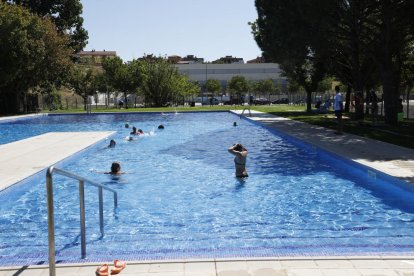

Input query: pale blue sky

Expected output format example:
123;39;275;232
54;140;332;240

81;0;262;62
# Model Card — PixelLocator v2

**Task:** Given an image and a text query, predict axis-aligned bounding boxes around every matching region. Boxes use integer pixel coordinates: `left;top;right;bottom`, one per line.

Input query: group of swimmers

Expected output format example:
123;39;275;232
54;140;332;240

105;121;248;178
104;123;165;175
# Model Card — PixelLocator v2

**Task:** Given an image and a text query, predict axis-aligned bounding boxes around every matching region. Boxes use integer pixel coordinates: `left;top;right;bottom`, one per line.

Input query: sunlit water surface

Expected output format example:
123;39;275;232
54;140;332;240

0;112;414;265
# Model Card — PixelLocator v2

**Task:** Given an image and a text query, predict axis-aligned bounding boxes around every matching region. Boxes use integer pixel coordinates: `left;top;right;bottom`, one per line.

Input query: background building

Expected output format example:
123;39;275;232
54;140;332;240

175;63;286;88
73;50;117;65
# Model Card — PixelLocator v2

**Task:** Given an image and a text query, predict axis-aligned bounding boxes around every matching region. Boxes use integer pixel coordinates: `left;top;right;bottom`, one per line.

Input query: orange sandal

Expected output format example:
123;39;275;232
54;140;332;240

110;259;126;275
96;264;109;276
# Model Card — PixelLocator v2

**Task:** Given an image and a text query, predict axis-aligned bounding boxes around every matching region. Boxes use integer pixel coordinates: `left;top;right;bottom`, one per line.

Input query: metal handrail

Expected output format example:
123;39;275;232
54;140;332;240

46;166;118;276
240;107;252;118
86;103;92;114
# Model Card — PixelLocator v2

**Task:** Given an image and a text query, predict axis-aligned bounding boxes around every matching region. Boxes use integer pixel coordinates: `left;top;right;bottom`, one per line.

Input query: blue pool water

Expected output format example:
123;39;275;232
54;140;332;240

1;112;414;266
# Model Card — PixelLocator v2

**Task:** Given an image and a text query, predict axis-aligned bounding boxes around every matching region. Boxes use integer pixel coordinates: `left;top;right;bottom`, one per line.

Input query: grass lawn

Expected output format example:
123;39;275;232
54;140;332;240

47;104;414;149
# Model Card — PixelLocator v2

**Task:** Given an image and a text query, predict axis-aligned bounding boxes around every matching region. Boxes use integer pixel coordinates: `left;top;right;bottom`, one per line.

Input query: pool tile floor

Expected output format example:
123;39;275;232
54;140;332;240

1;111;414;275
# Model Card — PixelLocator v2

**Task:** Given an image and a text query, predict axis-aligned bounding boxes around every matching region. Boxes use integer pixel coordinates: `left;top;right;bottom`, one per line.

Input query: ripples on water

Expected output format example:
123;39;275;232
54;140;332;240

1;112;414;264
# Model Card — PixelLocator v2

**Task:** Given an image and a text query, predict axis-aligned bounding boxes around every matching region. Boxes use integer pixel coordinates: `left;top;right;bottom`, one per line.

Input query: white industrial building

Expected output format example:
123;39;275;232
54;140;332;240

174;63;287;88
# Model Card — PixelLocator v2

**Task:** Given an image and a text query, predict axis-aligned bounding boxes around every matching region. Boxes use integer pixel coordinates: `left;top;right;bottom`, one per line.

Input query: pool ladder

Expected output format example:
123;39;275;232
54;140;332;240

86;103;92;114
46;166;118;276
240;107;252;118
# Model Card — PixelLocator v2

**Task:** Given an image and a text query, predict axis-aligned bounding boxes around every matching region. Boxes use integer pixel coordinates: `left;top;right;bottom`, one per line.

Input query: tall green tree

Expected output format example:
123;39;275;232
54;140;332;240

140;59;180;107
102;57;142;108
400;43;414;117
251;0;330;112
0;2;72;114
6;0;88;52
68;66;101;110
325;0;379;115
205;79;222;99
172;75;200;105
255;79;275;96
227;75;249;104
364;1;414;124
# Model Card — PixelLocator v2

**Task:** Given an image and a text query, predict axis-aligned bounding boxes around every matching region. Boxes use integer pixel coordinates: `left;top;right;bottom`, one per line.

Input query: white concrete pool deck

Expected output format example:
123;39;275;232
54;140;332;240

1;111;414;275
234;110;414;185
0;131;115;192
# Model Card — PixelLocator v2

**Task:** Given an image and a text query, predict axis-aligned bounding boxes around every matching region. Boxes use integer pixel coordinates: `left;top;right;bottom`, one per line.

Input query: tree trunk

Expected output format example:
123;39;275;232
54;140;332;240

306;89;312;112
124;91;128;109
381;67;399;125
344;86;351;112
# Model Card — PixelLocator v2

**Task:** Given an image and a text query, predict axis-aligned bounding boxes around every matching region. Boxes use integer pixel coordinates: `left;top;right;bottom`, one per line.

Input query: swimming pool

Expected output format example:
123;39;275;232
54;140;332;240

1;112;414;266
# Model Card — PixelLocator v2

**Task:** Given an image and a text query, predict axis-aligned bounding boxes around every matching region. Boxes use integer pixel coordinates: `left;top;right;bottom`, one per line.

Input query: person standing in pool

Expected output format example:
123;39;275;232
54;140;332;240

228;143;248;177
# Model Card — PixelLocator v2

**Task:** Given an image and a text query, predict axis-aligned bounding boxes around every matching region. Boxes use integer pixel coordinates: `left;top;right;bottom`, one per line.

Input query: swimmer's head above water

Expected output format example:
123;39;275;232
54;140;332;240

110;162;121;174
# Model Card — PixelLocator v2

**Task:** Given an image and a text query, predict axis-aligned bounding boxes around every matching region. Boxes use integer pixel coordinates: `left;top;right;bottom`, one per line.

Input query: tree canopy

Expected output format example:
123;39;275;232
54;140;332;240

251;0;330;112
205;79;222;96
0;1;72;114
5;0;88;52
252;0;414;125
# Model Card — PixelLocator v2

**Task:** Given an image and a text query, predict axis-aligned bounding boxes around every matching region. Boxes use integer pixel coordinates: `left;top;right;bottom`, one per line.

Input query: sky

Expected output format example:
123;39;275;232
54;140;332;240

81;0;262;62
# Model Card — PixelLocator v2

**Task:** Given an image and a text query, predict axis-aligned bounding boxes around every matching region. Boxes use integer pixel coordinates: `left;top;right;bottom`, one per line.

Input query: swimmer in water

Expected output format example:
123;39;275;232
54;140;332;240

104;162;124;175
228;143;248;177
108;139;116;148
130;126;138;135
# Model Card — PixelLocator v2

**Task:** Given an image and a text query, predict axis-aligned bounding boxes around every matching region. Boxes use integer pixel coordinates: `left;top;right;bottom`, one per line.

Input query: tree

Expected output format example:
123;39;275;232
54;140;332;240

102;57;142;108
173;75;200;105
6;0;88;52
317;77;334;93
252;0;414;124
364;1;414;125
251;0;330;112
140;59;180;107
0;2;72;114
255;79;275;100
68;66;101;110
227;75;249;104
400;43;414;118
205;79;222;102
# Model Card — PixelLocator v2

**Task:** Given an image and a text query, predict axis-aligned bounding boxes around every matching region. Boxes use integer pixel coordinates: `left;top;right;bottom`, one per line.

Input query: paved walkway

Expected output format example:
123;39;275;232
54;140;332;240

2;257;414;275
1;111;414;275
234;110;414;184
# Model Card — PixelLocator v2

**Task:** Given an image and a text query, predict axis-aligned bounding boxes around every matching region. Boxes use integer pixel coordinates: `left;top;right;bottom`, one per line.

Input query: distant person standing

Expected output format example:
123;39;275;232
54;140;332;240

334;85;343;135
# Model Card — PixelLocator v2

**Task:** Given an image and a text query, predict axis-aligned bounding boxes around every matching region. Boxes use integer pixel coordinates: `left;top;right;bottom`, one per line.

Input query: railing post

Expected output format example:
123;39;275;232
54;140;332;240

99;187;104;236
79;180;86;259
46;167;56;276
46;166;117;265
